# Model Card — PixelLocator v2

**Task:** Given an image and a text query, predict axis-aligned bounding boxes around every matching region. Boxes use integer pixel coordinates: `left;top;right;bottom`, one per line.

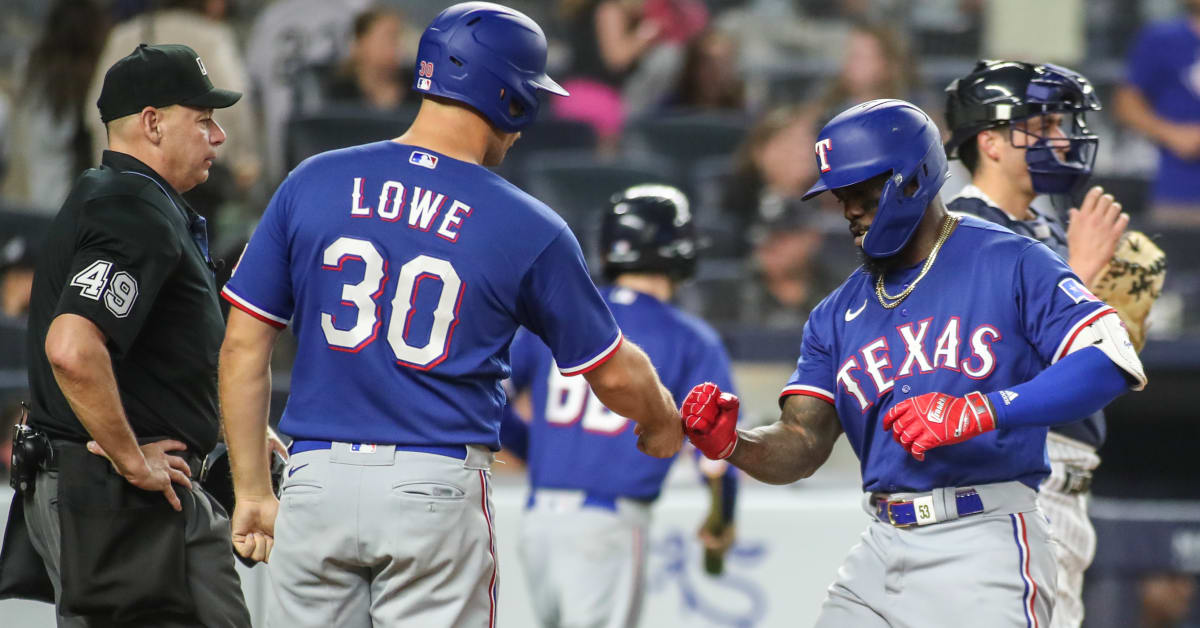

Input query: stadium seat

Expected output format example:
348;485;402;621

520;150;681;243
284;105;420;170
625;111;749;171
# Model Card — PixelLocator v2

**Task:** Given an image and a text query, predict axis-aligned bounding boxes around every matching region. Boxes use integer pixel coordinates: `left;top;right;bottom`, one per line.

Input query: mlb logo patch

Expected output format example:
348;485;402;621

417;77;431;90
410;151;438;169
350;443;377;454
1058;277;1099;304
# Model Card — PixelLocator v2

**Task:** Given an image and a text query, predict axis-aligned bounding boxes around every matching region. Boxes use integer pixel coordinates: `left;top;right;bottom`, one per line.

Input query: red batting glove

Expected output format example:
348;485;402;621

882;391;996;461
681;382;740;460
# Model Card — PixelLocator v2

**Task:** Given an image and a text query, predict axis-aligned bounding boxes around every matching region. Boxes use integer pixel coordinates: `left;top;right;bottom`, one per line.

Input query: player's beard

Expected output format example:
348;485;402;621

858;248;902;279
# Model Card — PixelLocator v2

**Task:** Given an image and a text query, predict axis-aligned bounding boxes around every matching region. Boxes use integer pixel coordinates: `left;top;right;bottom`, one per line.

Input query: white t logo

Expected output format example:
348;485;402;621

196;57;208;76
816;138;833;172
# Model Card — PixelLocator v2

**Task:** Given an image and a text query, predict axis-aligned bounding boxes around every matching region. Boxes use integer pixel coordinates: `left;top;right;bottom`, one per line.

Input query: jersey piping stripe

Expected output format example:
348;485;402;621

479;470;498;628
1051;305;1117;363
558;332;624;376
1010;513;1039;628
221;286;288;328
779;385;835;405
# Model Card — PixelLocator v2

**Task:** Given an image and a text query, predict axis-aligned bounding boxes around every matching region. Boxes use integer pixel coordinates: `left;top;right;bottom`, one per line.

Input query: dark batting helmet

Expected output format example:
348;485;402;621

944;60;1101;194
802;99;950;259
600;184;697;282
413;2;568;132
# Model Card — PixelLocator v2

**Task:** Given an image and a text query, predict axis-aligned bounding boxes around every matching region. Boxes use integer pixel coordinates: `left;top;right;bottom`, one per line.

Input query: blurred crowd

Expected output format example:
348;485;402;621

2;0;1200;334
1;1;1200;625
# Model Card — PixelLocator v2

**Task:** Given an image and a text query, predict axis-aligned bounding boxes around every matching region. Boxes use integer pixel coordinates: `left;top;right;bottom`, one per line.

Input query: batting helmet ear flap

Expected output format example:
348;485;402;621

804;99;950;258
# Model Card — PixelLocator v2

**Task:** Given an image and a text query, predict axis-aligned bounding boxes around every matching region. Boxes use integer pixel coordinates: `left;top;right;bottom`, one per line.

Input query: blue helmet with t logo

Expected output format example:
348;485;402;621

802;99;950;258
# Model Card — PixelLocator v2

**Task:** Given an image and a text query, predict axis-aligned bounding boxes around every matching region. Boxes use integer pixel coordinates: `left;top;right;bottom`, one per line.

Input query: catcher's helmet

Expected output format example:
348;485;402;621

413;2;567;132
601;184;697;282
802;99;949;259
944;60;1100;194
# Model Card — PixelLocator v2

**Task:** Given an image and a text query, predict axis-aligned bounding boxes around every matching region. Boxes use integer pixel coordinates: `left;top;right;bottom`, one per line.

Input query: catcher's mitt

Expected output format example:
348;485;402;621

1089;230;1166;352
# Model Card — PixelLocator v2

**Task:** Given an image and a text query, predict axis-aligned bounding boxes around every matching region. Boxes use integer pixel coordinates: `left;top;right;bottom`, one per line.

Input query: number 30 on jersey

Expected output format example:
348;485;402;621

320;236;463;370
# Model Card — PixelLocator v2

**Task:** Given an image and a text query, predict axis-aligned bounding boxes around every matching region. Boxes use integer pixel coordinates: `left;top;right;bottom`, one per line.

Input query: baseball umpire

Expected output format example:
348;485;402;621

680;99;1147;627
0;44;252;626
943;59;1165;628
502;184;738;628
217;3;683;627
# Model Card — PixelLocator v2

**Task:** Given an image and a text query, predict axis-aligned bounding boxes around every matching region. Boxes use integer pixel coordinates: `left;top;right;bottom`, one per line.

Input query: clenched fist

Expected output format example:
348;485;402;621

681;382;740;460
882;391;996;461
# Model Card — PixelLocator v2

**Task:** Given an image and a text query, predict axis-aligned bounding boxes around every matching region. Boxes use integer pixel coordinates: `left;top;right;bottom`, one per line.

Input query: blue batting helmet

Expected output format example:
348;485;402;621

802;99;949;258
413;2;568;132
601;184;697;282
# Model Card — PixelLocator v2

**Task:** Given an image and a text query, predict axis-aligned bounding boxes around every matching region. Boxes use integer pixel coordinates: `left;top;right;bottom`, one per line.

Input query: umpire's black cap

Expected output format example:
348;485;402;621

97;43;241;122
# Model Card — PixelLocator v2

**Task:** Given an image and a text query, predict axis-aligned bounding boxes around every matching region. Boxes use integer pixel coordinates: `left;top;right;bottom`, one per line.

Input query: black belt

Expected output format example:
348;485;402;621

44;439;205;479
1058;465;1093;495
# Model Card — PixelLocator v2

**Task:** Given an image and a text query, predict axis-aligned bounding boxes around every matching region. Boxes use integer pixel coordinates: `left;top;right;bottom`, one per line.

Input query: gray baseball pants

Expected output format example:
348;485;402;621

266;442;498;628
814;481;1057;628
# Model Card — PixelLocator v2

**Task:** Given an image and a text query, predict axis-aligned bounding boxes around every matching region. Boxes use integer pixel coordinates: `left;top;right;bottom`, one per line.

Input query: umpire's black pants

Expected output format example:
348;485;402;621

23;467;251;627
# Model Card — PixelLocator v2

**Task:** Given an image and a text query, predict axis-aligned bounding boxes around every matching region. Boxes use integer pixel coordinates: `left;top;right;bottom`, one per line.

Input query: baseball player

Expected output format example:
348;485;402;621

216;3;683;627
679;99;1147;628
501;185;738;628
942;60;1134;628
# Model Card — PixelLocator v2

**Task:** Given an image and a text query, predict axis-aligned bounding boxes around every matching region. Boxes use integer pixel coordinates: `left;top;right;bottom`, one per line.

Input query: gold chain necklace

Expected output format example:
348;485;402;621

874;215;959;309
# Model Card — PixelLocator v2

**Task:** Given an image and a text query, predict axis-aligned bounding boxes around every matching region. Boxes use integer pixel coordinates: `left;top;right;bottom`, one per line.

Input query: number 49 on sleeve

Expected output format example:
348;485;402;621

70;259;139;318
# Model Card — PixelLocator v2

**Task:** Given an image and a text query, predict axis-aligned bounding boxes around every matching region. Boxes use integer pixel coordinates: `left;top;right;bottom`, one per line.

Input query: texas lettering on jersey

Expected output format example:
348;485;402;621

782;216;1115;492
838;316;1001;411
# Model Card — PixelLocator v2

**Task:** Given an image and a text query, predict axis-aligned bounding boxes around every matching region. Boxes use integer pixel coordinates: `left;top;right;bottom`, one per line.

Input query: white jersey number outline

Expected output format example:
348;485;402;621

320;237;462;368
544;365;630;434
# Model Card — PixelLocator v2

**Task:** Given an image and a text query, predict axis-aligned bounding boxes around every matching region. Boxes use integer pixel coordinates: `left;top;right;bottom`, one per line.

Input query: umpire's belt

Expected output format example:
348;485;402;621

872;488;984;528
45;439;204;479
290;440;468;460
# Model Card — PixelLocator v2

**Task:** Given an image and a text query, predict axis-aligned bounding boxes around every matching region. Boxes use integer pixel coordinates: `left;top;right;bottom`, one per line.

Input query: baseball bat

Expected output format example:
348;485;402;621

702;473;727;575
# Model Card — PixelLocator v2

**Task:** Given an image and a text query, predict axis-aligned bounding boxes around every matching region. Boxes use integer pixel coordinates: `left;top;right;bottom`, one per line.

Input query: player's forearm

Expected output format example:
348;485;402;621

45;314;148;476
728;396;840;485
219;313;279;499
727;424;823;484
1114;86;1176;146
586;341;677;432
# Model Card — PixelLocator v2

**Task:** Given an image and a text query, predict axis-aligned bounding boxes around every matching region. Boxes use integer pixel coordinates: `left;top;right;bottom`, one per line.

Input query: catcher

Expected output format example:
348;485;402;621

944;60;1166;628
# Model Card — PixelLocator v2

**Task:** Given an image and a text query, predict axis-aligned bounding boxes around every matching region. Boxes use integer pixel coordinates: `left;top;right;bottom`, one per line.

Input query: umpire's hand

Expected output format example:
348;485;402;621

87;439;194;511
232;497;278;563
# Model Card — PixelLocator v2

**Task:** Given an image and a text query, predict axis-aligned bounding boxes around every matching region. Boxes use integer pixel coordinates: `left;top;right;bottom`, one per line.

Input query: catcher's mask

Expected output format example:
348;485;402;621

945;60;1101;195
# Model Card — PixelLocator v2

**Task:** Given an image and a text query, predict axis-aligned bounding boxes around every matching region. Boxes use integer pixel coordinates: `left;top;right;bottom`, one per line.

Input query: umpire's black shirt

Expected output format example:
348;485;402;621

26;150;223;454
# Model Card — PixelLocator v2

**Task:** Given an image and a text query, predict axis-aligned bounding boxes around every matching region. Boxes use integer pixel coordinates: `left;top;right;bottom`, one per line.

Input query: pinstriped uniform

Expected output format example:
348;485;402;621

1038;432;1101;628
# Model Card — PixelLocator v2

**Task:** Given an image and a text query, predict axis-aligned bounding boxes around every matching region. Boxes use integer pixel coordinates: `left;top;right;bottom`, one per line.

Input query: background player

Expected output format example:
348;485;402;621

680;99;1146;627
501;184;738;628
217;3;683;627
943;59;1132;628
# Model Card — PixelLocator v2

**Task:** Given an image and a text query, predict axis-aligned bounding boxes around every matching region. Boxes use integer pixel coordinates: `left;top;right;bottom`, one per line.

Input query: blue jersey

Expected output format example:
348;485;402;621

1126;19;1200;203
506;286;735;501
223;142;622;448
782;215;1114;493
948;186;1105;449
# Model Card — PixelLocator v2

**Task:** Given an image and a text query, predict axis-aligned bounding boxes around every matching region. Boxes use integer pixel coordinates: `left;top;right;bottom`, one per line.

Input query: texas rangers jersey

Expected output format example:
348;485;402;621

507;286;735;501
949;185;1105;449
782;215;1115;493
223;142;622;448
